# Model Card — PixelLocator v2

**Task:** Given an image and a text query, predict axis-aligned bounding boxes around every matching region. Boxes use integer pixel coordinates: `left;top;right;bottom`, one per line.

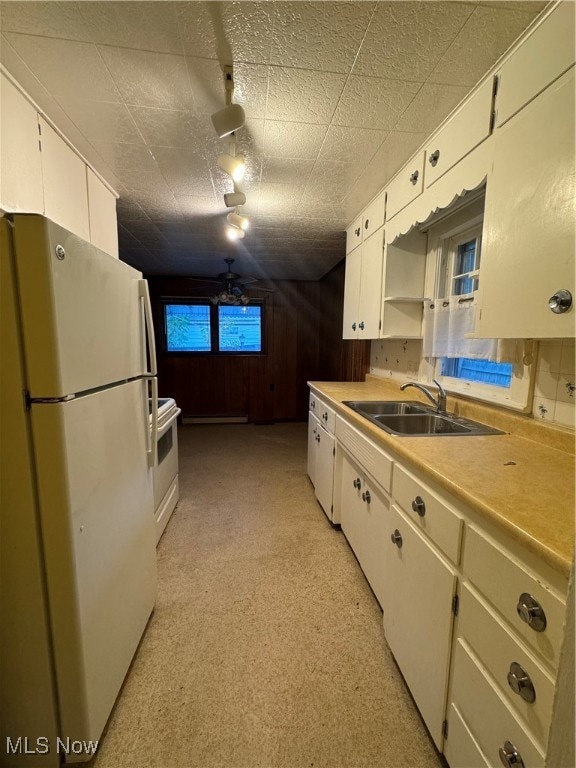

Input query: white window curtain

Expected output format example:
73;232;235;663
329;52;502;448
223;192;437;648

422;298;498;359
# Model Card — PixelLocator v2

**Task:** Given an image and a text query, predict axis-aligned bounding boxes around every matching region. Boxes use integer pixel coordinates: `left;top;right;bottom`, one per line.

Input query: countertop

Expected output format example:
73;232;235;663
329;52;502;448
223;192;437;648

309;378;575;579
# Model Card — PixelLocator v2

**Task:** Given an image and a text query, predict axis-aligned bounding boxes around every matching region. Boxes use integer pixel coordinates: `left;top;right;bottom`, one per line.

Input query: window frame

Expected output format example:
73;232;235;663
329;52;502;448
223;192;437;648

423;201;535;412
160;297;266;356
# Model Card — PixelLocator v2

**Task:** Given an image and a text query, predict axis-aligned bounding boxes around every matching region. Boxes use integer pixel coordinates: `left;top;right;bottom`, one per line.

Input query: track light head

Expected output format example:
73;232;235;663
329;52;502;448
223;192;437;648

227;211;250;231
224;191;246;208
211;103;246;138
226;225;245;241
217;153;246;183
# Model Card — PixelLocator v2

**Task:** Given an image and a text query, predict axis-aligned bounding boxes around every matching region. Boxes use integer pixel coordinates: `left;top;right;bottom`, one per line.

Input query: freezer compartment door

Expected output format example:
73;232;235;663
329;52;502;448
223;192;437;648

30;379;157;747
12;214;151;398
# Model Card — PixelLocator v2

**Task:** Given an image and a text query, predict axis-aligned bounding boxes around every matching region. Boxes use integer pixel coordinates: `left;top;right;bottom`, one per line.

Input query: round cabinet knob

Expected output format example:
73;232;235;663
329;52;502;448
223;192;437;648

358;321;365;330
409;170;419;185
498;740;525;768
362;490;371;504
353;478;361;489
428;149;440;167
411;496;426;517
390;529;403;548
548;289;572;314
516;593;547;632
507;662;536;703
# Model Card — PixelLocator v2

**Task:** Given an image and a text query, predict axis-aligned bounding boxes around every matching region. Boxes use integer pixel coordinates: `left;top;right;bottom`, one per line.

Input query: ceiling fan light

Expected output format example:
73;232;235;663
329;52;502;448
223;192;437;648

218;153;246;182
224;191;246;208
227;211;250;231
226;225;245;241
211;103;246;138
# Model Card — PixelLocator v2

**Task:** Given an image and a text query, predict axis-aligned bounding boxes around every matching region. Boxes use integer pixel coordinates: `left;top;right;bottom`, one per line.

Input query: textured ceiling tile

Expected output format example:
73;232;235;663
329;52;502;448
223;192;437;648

152;146;214;196
129;106;213;149
4;33;121;102
57;98;143;144
293;198;349;220
270;1;374;74
249;215;294;229
261;120;327;158
261;157;315;185
186;59;268;119
476;1;548;11
428;6;542;87
332;76;421;130
90;141;164;187
116;197;150;222
319;125;388;165
128;188;183;220
0;1;92;41
289;218;346;238
98;46;193;110
258;182;302;216
305;160;363;197
177;1;275;65
77;1;183;54
394;82;471;133
266;67;346;123
353;2;474;82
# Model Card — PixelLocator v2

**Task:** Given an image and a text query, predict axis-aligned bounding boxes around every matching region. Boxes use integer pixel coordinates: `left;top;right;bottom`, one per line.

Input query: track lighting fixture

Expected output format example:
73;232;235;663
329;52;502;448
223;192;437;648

226;225;245;241
227;211;250;231
224;191;246;208
217;153;246;183
211;103;246;138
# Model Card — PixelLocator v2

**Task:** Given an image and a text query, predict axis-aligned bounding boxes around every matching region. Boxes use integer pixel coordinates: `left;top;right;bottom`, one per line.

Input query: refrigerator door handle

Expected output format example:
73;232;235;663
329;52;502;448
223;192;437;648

139;280;157;376
145;376;158;468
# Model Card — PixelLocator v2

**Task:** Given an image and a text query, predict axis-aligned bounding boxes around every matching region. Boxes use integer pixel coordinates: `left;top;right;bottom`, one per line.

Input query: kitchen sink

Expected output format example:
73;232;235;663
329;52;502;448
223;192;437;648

343;400;504;436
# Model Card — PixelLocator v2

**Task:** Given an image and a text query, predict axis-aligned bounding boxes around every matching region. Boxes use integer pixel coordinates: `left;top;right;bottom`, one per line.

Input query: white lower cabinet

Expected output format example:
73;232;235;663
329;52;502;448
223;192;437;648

307;394;336;522
381;503;457;751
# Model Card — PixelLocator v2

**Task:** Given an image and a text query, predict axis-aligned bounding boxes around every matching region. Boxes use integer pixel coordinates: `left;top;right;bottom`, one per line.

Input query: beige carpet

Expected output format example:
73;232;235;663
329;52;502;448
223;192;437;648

89;423;443;768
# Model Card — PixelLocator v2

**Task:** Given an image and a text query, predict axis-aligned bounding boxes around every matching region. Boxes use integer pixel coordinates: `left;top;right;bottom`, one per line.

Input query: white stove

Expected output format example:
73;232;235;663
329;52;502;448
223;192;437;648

149;397;180;544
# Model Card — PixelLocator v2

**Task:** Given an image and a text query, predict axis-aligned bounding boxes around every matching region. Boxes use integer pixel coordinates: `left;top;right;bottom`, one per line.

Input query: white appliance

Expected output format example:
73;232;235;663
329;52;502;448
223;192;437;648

150;397;181;543
0;214;158;766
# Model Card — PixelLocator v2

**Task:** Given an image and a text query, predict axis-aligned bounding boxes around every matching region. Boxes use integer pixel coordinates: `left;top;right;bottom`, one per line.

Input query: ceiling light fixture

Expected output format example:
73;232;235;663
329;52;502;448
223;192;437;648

227;211;250;231
217;153;246;183
211;66;246;138
226;225;245;241
224;191;246;208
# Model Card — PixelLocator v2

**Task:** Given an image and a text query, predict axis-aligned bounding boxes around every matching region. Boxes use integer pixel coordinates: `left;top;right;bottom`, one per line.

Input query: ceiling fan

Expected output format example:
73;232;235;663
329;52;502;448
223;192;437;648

187;258;274;305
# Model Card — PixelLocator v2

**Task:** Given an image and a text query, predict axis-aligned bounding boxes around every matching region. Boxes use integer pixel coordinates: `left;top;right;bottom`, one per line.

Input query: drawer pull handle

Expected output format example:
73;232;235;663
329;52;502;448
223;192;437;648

362;490;371;504
322;412;328;421
353;478;361;489
390;529;402;548
411;496;426;517
498;740;525;768
409;170;419;184
352;322;356;331
429;149;440;166
507;662;536;703
311;400;315;409
358;321;365;331
516;593;547;632
315;434;320;443
548;289;572;314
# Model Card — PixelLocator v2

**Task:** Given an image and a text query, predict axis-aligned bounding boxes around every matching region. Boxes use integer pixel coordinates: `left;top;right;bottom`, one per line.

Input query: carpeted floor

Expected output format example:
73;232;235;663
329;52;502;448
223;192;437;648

88;423;443;768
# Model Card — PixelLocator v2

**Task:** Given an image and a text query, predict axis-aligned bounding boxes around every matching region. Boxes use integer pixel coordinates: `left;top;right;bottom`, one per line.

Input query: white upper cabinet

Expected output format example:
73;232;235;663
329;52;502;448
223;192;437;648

87;168;118;259
476;67;575;339
361;190;386;240
346;215;363;254
385;152;425;220
342;228;385;340
342;244;362;339
425;78;495;189
0;73;44;215
495;1;575;128
39;117;90;242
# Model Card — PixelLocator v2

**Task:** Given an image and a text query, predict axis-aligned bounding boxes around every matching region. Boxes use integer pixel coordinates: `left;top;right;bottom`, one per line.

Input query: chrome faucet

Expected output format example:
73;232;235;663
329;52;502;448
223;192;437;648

400;379;447;414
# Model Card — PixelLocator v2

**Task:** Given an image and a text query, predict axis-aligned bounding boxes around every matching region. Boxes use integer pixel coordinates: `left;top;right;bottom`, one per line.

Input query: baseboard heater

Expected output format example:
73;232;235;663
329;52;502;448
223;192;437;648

182;416;248;424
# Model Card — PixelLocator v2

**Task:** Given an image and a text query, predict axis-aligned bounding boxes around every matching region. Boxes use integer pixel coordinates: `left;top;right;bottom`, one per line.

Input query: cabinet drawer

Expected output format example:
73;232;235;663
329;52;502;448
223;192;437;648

444;703;490;768
459;583;555;748
425;78;494;188
392;463;463;564
309;392;319;416
464;526;566;670
451;639;544;768
362;190;385;240
335;416;392;494
317;401;335;435
385;151;424;220
496;2;575;127
346;215;362;254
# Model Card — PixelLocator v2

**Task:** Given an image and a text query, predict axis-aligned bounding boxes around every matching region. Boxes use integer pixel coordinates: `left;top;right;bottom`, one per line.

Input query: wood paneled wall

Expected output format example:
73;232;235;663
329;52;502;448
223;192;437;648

147;261;370;422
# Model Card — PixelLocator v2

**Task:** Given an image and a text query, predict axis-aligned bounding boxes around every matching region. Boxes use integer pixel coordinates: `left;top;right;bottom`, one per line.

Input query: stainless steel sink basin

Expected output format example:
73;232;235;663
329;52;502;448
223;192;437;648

343;400;504;436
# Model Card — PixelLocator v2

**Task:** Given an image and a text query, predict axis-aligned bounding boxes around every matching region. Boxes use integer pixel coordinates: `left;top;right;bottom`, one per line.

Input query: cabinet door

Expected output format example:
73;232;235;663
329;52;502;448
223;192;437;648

477;68;575;338
87;168;118;258
358;228;384;339
359;479;390;609
362;190;385;240
39;117;90;241
346;215;362;254
382;504;457;750
342;245;362;339
385;152;425;220
0;74;44;214
307;412;319;485
315;427;335;518
340;452;364;560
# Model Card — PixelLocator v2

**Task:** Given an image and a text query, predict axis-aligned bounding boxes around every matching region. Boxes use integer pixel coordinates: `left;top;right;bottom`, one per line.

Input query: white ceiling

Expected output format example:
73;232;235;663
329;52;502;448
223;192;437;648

0;1;547;281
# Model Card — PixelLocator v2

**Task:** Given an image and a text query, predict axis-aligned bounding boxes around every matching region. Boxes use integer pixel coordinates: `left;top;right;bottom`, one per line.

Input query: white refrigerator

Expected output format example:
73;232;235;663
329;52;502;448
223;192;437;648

1;215;158;766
